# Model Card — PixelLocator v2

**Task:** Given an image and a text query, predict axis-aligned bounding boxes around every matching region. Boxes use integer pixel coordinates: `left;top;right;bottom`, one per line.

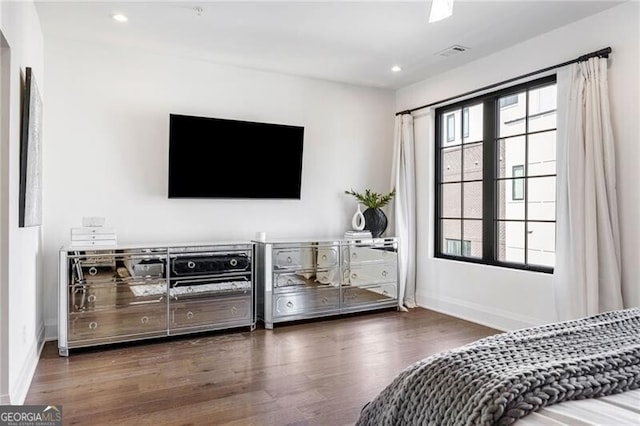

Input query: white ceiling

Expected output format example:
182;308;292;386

35;1;624;89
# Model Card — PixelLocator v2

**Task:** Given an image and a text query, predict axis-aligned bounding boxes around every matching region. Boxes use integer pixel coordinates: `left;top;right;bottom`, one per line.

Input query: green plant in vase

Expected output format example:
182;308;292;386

344;188;395;237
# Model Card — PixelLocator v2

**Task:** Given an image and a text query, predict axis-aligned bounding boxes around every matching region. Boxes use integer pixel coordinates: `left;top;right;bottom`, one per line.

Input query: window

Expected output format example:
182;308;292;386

512;165;524;200
462;107;469;138
435;76;557;272
499;94;518;108
446;114;455;142
446;239;471;257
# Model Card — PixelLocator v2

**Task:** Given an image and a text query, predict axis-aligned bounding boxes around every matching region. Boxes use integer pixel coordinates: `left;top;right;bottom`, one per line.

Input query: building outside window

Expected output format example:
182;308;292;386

512;165;525;200
462;107;469;139
435;76;557;272
446;113;455;142
446;239;471;257
499;94;518;108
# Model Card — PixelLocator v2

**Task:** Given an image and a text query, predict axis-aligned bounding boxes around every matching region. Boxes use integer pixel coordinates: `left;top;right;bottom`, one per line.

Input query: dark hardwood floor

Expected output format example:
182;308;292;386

26;308;497;425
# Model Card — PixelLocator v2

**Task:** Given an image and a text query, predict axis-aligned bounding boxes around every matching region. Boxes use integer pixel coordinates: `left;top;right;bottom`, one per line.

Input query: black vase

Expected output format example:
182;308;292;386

363;208;388;238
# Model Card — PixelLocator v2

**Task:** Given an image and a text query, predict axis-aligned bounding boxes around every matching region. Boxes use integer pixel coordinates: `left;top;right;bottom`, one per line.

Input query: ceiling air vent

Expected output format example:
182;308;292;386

437;45;470;57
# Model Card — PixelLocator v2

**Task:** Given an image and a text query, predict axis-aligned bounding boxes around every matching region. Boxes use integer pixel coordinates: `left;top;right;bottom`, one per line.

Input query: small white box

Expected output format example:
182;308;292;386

71;227;115;236
70;227;117;247
70;239;117;247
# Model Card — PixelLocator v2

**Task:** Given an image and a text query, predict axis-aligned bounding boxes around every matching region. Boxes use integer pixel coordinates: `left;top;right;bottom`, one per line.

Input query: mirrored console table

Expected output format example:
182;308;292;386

255;237;399;328
58;242;254;356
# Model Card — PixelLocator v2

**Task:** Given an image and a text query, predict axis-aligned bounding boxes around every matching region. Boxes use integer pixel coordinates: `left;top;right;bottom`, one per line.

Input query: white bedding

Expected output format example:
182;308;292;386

517;389;640;425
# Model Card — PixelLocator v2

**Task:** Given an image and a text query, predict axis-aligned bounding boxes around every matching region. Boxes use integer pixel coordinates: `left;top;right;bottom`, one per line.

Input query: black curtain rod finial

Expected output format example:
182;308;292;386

577;47;612;62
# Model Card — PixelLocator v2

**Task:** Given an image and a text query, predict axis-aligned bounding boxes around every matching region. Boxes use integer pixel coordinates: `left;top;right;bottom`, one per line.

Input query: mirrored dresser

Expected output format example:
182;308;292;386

255;237;398;328
58;242;254;356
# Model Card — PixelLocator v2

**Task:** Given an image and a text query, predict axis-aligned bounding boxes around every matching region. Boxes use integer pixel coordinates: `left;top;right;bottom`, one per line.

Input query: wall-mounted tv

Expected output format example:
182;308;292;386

169;114;304;199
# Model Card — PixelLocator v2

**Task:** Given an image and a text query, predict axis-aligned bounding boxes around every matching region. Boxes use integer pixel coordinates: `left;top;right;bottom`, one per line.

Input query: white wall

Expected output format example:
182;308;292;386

42;39;395;336
397;1;640;331
0;1;45;404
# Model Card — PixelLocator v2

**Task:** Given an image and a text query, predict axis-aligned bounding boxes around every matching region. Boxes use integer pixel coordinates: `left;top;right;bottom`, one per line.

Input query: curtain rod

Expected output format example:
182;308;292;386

396;46;612;116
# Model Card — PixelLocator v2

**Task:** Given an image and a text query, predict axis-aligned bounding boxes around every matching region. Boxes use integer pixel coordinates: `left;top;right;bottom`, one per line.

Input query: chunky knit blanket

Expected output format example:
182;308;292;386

356;308;640;426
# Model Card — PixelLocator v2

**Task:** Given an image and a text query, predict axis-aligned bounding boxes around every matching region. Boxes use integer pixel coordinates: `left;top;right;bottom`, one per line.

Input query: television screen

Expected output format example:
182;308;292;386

169;114;304;199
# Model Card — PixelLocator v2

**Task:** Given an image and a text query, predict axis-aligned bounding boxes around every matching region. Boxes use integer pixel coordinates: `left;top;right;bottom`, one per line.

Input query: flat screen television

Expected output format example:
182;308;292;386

168;114;304;199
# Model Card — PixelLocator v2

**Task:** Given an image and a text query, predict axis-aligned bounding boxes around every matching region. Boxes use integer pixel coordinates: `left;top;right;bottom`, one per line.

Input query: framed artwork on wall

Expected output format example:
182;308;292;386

19;67;42;227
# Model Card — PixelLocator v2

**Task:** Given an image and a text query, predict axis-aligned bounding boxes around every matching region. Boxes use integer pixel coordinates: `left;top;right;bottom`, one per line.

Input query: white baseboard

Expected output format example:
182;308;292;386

44;318;57;342
9;321;45;404
0;393;10;404
415;293;544;332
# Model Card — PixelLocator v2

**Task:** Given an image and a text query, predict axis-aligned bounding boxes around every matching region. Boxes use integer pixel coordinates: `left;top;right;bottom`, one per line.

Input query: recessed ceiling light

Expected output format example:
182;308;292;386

112;14;128;23
391;65;402;73
429;0;454;23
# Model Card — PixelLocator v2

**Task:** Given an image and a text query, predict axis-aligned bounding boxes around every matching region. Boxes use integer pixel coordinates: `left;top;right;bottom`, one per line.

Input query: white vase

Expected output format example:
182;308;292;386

351;204;365;231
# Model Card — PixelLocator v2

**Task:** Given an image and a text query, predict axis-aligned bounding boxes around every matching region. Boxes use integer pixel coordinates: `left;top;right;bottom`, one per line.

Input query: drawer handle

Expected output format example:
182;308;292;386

321;254;327;261
321;297;328;304
230;306;238;314
382;270;388;277
286;256;292;263
141;316;149;324
89;321;98;330
187;286;193;293
351;273;358;279
383;290;389;295
89;267;98;276
352;252;358;258
186;311;194;320
187;261;196;269
87;295;96;303
286;301;294;308
230;258;238;267
287;279;293;284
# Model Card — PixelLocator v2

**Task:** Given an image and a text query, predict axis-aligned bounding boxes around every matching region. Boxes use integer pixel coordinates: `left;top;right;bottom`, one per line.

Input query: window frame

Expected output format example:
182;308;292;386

434;75;556;274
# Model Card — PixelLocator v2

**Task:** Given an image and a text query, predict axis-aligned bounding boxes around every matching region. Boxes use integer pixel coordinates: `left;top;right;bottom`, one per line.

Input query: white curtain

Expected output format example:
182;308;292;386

391;114;417;311
554;57;623;321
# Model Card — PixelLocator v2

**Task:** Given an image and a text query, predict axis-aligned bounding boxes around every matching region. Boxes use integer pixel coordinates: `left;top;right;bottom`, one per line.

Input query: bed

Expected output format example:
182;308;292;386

356;308;640;425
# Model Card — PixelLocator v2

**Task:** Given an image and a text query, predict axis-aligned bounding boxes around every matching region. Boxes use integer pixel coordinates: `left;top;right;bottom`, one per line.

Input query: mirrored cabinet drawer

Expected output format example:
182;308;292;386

274;289;340;316
68;280;167;313
68;304;167;343
170;296;251;330
273;246;339;270
344;246;397;265
344;263;397;286
342;283;397;307
273;268;340;290
170;252;251;277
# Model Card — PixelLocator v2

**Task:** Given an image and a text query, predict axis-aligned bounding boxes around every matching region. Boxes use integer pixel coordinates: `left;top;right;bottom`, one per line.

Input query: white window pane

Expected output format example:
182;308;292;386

463;143;483;181
463;220;482;258
442;110;462;147
527;222;556;267
442;220;461;255
463;182;482;219
497;180;525;220
528;177;556;221
498;221;525;263
498;91;526;137
497;136;525;178
528;84;557;133
442;146;461;183
442;183;461;218
463;103;483;143
528;130;556;176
